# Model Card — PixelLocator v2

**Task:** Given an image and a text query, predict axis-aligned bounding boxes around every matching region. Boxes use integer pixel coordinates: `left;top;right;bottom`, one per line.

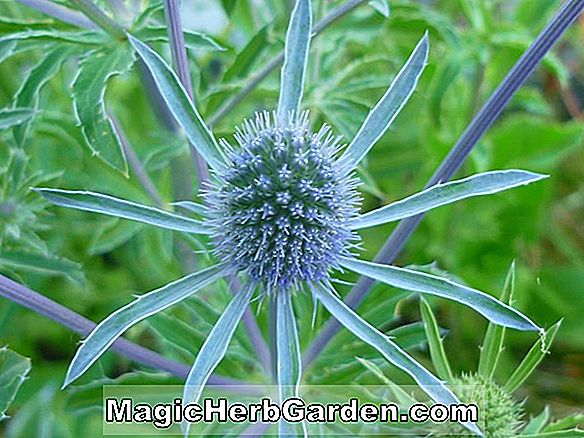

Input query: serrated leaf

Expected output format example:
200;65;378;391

182;281;255;436
35;188;210;234
350;170;547;230
277;0;312;121
64;263;228;387
340;257;540;331
544;413;584;433
420;298;453;380
0;17;73;34
312;281;482;436
13;47;73;146
478;262;515;379
0;251;85;284
0;347;31;421
73;46;135;174
504;320;561;393
0;108;34;130
135;26;225;51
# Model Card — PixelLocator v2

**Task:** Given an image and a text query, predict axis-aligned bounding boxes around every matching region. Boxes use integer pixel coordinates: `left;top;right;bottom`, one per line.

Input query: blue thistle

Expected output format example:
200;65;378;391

207;111;360;291
34;1;551;436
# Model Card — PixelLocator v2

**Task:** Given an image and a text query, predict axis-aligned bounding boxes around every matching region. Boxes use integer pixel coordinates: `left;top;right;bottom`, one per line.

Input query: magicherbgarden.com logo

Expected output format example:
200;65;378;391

104;396;479;431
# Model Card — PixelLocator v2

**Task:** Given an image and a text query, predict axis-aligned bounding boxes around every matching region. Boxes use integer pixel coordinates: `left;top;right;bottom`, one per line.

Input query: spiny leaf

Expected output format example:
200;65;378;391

420;298;453;380
277;0;312;121
350;170;547;230
36;188;211;234
312;281;482;436
340;32;428;170
127;33;226;171
182;282;255;437
0;251;85;284
72;46;135;174
64;263;228;387
0;30;101;45
504;320;562;393
478;262;515;379
340;257;540;331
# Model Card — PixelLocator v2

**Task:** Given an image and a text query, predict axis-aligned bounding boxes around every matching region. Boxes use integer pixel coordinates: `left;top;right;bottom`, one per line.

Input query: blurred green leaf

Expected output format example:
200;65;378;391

420;298;452;381
0;347;31;421
0;251;85;284
135;26;226;52
0;108;34;130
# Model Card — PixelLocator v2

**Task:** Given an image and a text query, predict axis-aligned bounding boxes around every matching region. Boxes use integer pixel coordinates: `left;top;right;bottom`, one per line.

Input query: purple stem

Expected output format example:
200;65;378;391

163;0;210;185
0;274;245;387
303;0;584;367
230;275;272;374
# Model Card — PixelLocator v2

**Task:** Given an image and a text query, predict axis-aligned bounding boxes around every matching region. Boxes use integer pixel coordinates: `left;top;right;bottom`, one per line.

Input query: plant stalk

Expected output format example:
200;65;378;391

303;0;584;367
0;274;245;387
69;0;126;39
163;0;210;186
15;0;98;30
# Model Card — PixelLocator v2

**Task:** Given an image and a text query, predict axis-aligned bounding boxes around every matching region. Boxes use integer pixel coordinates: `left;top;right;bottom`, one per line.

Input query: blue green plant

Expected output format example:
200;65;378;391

26;1;561;436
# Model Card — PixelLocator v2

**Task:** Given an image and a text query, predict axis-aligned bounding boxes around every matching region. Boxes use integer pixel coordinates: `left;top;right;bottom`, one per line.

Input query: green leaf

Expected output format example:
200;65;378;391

276;291;306;437
312;281;482;437
64;263;228;387
0;17;73;34
127;34;226;171
478;262;515;379
73;46;135;174
277;0;312;120
13;46;73;146
369;0;390;17
135;26;226;51
36;188;210;234
350;170;547;230
0;251;85;284
182;281;255;436
0;108;34;130
222;26;269;82
504;320;562;393
340;33;428;170
171;200;208;216
522;431;584;437
419;298;453;381
355;357;417;406
0;41;15;64
340;257;540;331
522;407;551;435
0;30;101;45
0;347;31;421
544;413;584;433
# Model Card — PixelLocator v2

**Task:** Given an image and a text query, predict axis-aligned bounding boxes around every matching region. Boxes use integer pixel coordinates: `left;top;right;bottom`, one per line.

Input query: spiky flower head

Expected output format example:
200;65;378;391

205;112;360;292
444;373;523;437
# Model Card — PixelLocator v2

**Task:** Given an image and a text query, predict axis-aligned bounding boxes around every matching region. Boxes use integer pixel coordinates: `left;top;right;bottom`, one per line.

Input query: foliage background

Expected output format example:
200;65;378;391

0;0;583;436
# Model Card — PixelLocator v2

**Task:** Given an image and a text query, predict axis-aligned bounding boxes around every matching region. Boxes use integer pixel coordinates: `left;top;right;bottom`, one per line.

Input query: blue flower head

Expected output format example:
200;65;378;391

207;111;360;291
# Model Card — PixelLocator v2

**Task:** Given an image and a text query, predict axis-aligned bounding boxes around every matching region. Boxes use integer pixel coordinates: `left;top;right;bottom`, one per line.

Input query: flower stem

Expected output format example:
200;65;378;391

208;0;368;126
15;0;98;30
163;0;210;186
303;0;584;368
69;0;126;39
0;274;248;387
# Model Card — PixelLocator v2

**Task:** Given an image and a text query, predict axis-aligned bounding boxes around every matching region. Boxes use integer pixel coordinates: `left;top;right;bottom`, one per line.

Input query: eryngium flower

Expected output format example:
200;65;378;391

36;1;550;436
207;112;359;290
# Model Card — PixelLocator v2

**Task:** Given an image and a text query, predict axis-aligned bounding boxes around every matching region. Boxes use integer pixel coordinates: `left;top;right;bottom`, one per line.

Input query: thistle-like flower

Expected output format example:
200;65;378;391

207;111;360;292
36;0;549;436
